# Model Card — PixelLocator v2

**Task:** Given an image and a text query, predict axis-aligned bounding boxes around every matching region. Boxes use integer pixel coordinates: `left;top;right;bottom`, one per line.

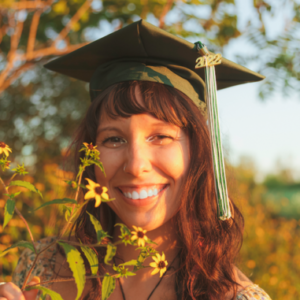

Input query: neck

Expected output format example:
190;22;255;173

113;217;181;282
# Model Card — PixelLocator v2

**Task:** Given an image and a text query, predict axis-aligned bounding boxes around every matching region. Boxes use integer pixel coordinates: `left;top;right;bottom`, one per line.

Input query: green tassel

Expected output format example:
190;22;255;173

195;42;231;220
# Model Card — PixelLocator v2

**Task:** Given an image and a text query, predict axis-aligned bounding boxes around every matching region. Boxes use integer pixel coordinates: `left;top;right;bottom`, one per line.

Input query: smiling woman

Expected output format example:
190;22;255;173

3;20;272;300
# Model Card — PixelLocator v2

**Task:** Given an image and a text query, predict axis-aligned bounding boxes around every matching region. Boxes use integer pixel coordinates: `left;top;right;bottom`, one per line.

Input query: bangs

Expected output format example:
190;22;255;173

98;81;192;128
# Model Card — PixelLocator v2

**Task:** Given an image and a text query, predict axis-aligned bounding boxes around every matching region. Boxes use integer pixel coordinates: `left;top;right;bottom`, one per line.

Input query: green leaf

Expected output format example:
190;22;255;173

81;245;99;275
4;192;21;198
25;286;63;300
102;274;116;300
0;241;35;257
10;180;43;199
118;259;138;267
115;223;131;235
58;241;85;300
35;198;77;211
63;205;72;221
104;243;116;265
101;197;115;203
3;198;15;229
86;211;104;242
91;159;106;177
145;238;157;245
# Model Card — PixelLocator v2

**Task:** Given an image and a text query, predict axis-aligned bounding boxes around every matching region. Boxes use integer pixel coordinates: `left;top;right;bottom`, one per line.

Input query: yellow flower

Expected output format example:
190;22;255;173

82;142;98;155
131;226;148;247
84;178;109;207
0;142;12;157
149;252;168;277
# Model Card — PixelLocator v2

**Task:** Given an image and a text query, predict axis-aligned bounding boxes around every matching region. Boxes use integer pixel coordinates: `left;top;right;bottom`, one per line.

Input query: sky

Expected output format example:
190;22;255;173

218;0;300;180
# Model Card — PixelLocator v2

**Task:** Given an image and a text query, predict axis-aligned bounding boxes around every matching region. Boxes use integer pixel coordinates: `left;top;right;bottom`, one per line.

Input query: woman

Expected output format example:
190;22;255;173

0;20;271;300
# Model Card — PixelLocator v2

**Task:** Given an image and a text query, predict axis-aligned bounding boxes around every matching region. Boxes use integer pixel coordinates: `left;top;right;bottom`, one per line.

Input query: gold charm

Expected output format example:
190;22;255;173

195;53;222;69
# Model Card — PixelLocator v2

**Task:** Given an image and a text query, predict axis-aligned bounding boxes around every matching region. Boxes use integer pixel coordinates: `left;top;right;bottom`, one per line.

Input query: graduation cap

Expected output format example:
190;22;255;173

44;19;264;221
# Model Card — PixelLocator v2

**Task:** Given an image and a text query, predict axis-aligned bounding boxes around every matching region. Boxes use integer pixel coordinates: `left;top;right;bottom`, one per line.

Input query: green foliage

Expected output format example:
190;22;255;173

0;241;35;257
35;198;77;211
104;243;117;265
113;264;136;278
101;274;116;300
86;211;111;242
12;164;29;175
25;285;63;300
3;198;15;229
9;180;43;199
115;223;134;246
80;245;99;275
57;241;86;300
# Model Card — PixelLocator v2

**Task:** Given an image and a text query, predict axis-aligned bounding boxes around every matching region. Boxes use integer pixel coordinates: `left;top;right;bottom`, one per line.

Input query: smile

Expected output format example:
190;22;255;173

117;185;168;200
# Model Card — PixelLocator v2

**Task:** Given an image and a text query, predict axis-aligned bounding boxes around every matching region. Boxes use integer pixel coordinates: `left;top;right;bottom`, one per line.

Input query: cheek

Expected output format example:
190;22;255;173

94;148;124;186
154;142;190;182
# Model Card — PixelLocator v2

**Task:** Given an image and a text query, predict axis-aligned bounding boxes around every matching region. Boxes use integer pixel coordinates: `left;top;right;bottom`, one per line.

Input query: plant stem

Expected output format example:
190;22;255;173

74;172;83;205
0;176;36;253
23;274;109;290
14;207;36;252
60;240;107;247
8;173;17;184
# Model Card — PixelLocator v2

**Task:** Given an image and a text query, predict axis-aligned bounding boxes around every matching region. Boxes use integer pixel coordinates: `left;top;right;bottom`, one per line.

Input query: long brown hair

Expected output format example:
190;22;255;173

70;81;244;300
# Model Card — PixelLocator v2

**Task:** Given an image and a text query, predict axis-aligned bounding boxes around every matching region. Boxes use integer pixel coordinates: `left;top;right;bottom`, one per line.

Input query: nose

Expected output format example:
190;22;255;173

123;139;152;177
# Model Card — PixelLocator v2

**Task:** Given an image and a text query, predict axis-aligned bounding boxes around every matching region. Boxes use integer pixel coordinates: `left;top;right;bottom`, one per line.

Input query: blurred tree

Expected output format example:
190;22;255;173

0;0;299;171
227;156;300;300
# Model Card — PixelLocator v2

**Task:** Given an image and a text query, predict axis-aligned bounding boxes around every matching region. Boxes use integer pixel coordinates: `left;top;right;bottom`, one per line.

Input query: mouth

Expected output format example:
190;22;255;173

117;184;169;200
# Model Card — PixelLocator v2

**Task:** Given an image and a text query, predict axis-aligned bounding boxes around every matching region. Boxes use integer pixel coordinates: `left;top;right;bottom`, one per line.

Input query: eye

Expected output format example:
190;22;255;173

147;135;174;145
102;137;127;148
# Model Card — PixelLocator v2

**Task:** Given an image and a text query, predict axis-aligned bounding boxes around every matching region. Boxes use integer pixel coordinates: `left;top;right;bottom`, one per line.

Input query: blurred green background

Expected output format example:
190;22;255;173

0;0;300;299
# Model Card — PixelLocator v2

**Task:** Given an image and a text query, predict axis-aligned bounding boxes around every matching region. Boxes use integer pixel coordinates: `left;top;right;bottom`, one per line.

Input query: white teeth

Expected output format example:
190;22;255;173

122;187;165;199
139;190;147;199
132;191;139;200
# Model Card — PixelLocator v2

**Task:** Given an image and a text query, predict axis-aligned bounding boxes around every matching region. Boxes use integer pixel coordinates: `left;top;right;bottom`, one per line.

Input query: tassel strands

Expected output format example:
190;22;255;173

195;42;231;221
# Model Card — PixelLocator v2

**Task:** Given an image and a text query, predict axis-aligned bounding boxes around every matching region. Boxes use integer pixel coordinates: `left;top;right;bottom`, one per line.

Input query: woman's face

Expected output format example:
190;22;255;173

95;92;190;231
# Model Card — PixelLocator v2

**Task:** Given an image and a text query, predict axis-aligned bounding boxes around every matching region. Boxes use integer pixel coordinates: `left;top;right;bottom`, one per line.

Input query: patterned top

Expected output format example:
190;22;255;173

12;237;272;300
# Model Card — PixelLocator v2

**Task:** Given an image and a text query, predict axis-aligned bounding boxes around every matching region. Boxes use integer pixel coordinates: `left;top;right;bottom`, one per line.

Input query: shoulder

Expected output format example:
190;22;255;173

236;284;272;300
233;267;272;300
12;236;57;289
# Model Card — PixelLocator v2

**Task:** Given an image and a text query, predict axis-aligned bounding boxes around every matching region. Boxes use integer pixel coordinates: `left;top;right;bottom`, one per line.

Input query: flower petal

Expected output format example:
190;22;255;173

149;262;158;268
161;252;165;261
160;268;166;277
151;268;160;276
84;190;95;200
155;253;161;261
132;226;138;231
101;192;109;200
95;195;101;207
152;256;159;263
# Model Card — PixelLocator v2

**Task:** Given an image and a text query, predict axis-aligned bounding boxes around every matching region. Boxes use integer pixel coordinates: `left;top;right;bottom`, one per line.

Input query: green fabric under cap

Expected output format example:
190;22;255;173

89;59;207;112
44;19;265;110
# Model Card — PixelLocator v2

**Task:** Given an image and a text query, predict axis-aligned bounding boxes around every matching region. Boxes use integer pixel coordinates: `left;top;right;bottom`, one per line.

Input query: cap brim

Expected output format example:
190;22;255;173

44;19;265;90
